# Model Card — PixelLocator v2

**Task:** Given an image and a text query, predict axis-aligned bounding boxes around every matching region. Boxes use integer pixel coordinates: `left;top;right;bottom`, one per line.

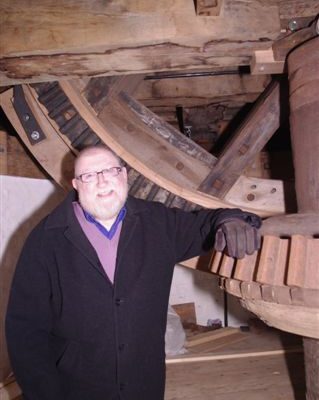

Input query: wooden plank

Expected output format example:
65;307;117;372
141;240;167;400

256;236;288;286
166;347;303;363
171;303;197;325
218;255;235;278
185;327;240;347
195;0;223;16
286;235;307;288
186;330;247;353
293;236;317;290
198;81;281;198
233;251;258;282
166;351;305;399
209;251;223;274
303;238;319;290
250;49;285;75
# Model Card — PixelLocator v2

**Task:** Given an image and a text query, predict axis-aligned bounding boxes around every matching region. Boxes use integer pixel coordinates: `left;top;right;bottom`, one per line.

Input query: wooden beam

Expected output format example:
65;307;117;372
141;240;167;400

0;87;75;188
136;74;270;108
261;213;319;236
272;19;319;61
198;80;281;198
166;347;303;364
83;74;144;113
118;91;217;167
0;0;281;85
279;0;319;28
250;49;285;75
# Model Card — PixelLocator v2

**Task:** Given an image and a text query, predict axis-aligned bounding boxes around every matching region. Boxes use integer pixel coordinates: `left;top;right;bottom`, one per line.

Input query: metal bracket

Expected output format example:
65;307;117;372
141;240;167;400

12;85;47;145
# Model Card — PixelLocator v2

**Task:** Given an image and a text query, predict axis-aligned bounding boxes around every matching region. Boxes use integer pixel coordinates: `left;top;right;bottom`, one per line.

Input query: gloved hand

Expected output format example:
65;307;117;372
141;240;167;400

214;217;261;259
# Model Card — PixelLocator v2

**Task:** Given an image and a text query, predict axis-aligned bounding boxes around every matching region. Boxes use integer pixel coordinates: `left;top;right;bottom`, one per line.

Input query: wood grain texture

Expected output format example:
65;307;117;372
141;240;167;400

241;299;319;339
58;80;284;215
198;81;281;197
0;0;280;84
0;88;75;189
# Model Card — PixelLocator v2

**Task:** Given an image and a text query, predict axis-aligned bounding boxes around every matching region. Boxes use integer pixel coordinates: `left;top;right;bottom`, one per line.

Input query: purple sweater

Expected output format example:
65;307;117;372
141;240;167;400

73;202;122;283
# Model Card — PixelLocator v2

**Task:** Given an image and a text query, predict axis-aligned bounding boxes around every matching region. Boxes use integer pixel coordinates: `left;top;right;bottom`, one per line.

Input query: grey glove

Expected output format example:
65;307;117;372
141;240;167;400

214;218;261;259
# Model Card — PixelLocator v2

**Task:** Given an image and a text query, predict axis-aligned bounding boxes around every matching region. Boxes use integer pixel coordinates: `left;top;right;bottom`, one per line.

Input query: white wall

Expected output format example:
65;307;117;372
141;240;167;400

169;265;252;327
0;175;65;381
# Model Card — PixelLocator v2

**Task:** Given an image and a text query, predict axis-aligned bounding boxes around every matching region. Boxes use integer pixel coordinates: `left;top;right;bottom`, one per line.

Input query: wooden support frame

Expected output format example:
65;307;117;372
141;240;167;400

198;80;281;198
250;49;285;75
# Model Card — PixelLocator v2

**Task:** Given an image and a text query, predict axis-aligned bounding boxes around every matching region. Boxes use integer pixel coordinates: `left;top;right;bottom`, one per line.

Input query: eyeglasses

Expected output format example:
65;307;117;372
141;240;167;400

76;167;123;183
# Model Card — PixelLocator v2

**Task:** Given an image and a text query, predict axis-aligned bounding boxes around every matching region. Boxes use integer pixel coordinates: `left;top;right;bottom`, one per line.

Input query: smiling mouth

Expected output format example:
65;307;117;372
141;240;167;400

98;190;114;198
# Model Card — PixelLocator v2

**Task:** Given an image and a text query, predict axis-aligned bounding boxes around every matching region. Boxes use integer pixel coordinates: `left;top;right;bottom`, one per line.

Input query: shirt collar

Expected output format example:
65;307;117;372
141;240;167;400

83;206;127;240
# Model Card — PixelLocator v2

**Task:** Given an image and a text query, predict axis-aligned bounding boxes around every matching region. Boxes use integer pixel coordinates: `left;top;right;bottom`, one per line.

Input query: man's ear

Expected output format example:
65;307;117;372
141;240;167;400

122;166;128;180
72;178;78;191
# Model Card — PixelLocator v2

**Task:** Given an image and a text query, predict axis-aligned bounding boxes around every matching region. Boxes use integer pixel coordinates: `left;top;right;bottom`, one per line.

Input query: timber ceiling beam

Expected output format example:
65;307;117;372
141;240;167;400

0;0;281;86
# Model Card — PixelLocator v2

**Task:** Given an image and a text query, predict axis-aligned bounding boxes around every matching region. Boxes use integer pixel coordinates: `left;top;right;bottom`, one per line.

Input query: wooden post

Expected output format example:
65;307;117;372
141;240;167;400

288;37;319;400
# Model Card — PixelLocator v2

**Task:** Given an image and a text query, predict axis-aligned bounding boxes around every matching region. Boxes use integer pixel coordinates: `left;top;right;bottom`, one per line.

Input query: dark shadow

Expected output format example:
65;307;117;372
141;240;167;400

278;331;306;400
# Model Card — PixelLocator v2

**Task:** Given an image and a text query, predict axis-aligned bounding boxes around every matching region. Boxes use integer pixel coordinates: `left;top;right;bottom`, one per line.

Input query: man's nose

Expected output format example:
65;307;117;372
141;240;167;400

96;171;109;184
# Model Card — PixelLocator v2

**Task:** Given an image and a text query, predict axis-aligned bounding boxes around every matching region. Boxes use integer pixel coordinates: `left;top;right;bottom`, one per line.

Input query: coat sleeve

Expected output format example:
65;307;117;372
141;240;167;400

5;225;65;400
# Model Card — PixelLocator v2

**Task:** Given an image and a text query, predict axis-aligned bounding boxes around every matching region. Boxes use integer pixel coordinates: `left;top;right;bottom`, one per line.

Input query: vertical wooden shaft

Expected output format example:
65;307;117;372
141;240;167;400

288;37;319;400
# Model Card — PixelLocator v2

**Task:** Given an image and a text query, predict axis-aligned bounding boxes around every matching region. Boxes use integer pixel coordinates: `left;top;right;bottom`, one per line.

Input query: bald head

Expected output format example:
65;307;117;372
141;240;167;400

74;145;123;178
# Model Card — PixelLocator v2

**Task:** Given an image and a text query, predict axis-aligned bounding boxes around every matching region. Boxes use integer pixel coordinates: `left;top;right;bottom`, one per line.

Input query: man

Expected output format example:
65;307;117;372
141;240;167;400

6;145;261;400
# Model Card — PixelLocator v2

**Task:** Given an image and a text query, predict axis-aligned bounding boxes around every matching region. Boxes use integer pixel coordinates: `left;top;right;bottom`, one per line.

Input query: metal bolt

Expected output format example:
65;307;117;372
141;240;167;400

23;113;30;122
288;19;298;32
184;125;192;138
31;131;40;141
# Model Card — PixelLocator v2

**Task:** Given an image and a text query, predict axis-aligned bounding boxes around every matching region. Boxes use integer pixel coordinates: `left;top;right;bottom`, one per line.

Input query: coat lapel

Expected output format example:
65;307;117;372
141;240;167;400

64;222;107;279
46;191;107;279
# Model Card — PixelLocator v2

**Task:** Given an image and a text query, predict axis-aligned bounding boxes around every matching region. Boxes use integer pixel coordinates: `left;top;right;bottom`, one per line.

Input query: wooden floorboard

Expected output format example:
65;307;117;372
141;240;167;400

7;328;306;400
165;328;306;400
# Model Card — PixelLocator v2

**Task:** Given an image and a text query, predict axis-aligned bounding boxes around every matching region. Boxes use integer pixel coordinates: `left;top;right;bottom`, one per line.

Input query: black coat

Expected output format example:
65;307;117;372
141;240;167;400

6;191;238;400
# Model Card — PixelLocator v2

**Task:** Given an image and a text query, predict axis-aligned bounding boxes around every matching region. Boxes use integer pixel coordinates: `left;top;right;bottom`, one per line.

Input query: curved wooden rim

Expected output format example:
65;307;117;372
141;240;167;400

59;80;285;217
